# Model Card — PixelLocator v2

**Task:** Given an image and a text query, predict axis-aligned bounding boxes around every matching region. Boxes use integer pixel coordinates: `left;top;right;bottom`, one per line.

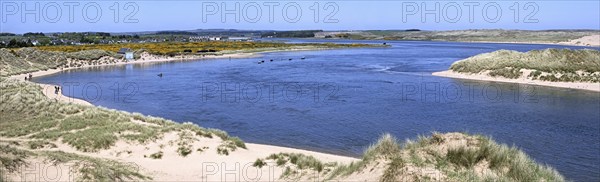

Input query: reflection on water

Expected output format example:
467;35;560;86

35;40;600;181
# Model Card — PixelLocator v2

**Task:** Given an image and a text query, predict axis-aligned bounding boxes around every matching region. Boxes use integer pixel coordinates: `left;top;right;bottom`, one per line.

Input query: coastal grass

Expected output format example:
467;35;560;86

276;132;566;181
449;48;600;82
42;150;151;181
0;77;249;179
355;29;599;43
0;77;246;152
257;152;332;179
0;145;30;173
149;151;163;159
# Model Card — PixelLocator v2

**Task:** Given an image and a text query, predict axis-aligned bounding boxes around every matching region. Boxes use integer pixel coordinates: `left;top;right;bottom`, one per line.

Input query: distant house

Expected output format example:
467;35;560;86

118;48;134;60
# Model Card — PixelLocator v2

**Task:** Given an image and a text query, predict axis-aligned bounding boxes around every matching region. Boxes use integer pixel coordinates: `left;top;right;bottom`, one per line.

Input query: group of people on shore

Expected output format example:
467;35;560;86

24;74;32;81
54;86;61;95
22;73;62;95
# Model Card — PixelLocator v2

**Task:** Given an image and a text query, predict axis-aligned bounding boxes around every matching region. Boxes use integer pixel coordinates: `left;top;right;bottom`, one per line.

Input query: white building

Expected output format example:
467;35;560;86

118;48;134;60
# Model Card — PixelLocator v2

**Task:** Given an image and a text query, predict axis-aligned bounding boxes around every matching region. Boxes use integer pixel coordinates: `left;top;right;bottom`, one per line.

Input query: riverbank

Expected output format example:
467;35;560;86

433;70;600;92
6;52;257;105
434;48;600;92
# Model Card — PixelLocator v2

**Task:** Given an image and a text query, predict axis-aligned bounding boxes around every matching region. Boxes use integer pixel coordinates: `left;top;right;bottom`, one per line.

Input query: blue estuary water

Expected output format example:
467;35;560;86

35;40;600;181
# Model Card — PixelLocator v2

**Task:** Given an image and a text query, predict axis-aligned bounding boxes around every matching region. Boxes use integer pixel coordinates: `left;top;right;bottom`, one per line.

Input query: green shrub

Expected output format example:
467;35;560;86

27;140;57;149
177;146;192;157
253;159;266;168
229;137;246;149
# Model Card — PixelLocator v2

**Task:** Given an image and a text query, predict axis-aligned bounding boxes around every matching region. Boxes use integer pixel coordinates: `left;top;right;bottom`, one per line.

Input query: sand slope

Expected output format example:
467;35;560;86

559;35;600;47
433;70;600;92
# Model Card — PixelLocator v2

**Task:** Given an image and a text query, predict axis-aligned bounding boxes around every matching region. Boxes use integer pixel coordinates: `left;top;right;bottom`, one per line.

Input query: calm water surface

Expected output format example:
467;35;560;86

35;40;600;181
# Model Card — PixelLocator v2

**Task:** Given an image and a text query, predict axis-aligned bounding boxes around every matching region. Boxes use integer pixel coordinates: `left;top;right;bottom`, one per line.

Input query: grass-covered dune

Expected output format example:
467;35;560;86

449;48;600;82
0;77;565;181
253;132;564;181
0;48;120;76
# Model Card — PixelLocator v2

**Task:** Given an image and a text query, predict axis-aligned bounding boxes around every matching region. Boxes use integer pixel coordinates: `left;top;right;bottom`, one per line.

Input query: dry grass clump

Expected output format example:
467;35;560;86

0;77;245;153
251;132;563;181
450;48;600;82
0;145;31;173
254;152;336;179
42;151;151;181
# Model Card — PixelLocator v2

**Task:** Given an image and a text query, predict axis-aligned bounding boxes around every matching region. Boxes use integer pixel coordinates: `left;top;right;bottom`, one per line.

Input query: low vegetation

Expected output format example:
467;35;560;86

449;48;600;82
256;132;565;181
0;77;247;180
35;41;377;56
42;150;151;181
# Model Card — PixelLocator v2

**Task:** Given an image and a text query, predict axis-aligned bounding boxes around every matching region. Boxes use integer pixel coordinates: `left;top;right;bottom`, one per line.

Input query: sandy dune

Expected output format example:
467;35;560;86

5;132;357;181
559;35;600;47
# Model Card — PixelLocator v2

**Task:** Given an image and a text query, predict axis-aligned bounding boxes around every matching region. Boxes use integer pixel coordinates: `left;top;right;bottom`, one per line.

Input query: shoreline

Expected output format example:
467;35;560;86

6;46;370;105
432;70;600;92
7;52;259;105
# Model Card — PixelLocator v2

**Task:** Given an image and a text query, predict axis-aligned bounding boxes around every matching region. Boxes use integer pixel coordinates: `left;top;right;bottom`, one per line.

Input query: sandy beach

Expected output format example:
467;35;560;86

432;70;600;92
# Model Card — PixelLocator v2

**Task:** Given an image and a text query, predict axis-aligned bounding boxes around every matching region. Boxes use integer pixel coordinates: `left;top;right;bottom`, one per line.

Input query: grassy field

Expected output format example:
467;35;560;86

449;48;600;82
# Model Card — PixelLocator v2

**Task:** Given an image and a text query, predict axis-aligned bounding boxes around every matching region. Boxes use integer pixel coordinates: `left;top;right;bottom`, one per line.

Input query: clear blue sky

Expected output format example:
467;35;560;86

1;0;599;33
